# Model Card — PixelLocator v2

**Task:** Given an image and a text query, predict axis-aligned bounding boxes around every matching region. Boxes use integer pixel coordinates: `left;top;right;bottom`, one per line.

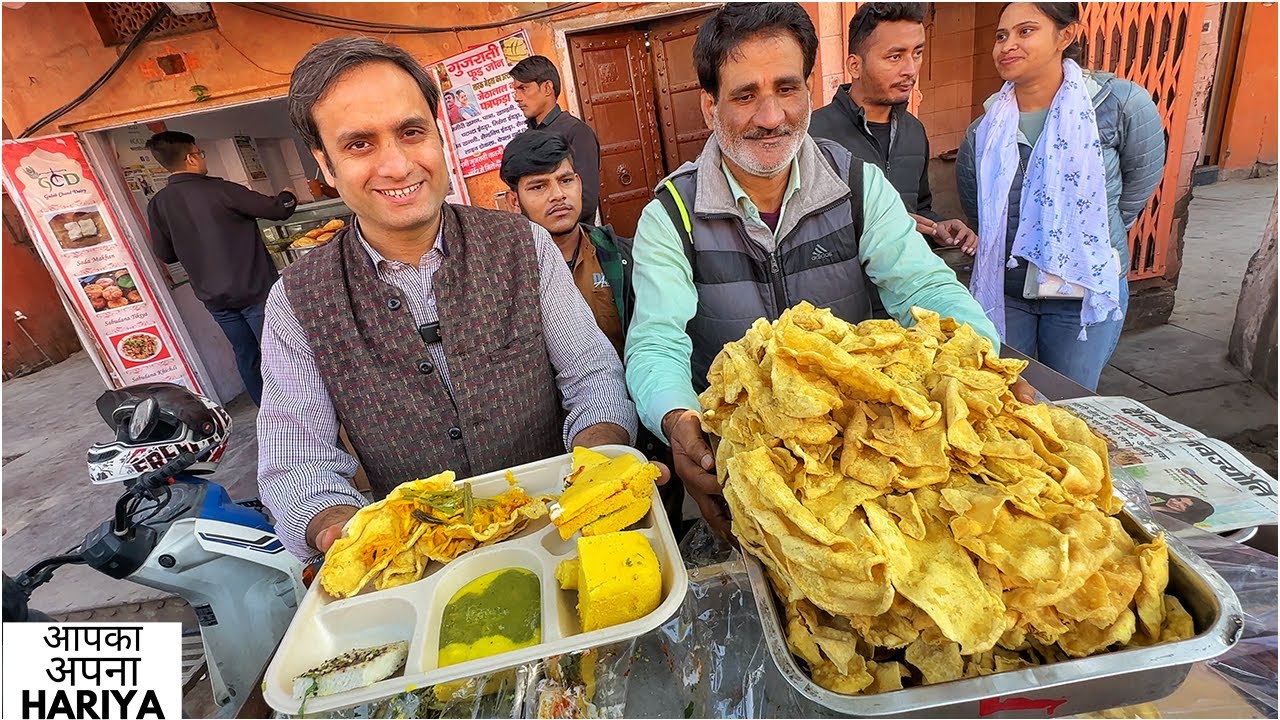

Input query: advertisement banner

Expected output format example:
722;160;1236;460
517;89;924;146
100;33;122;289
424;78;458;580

439;119;470;206
433;30;533;177
233;135;268;181
2;134;201;391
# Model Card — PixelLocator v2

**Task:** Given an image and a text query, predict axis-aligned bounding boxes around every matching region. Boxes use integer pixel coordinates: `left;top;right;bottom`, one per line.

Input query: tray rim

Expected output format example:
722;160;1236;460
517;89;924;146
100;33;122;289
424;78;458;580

743;506;1246;715
262;445;690;715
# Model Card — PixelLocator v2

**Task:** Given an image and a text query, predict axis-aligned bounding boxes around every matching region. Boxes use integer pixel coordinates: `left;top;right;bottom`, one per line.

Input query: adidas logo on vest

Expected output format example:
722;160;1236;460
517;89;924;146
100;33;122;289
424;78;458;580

810;243;834;262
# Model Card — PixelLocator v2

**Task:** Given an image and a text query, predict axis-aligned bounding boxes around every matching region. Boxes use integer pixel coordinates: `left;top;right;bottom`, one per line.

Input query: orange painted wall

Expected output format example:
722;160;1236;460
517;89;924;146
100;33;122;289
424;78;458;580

970;3;1006;120
2;196;81;378
0;2;686;210
917;3;977;154
1220;2;1278;170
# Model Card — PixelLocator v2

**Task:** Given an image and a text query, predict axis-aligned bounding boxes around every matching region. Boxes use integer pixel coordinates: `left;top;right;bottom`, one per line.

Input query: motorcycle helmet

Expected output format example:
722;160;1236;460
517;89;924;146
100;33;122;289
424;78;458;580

87;383;232;485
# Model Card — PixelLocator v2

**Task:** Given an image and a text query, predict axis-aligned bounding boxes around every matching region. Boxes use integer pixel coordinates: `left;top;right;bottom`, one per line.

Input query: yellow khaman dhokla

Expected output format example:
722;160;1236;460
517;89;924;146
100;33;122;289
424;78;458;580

573;531;661;632
552;451;658;540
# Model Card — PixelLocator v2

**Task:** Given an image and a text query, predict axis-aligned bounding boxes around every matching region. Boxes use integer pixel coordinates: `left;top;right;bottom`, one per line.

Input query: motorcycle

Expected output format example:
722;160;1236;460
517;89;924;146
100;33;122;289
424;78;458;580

3;383;304;718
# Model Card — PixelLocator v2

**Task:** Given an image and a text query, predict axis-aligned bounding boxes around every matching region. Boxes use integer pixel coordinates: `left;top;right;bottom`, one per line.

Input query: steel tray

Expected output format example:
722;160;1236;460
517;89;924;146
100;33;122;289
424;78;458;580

744;510;1245;717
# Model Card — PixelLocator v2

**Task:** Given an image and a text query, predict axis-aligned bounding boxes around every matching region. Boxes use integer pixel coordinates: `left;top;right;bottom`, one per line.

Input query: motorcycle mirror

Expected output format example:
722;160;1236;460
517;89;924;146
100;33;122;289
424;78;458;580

128;397;159;442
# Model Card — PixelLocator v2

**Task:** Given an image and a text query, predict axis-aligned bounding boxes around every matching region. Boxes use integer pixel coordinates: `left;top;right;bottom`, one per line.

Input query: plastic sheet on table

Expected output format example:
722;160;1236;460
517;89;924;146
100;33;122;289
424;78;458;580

624;520;844;719
277;639;641;719
273;511;1275;719
1112;464;1278;716
1153;515;1276;718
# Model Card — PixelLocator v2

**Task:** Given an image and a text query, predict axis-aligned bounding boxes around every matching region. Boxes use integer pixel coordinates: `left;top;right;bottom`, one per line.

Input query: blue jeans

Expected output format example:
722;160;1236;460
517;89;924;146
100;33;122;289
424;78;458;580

208;302;266;406
1004;282;1129;391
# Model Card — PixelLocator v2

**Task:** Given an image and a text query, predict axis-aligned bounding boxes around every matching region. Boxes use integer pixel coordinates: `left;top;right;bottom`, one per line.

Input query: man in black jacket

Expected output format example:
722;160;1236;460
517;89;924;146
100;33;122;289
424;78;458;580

810;2;977;255
145;131;297;405
511;55;601;225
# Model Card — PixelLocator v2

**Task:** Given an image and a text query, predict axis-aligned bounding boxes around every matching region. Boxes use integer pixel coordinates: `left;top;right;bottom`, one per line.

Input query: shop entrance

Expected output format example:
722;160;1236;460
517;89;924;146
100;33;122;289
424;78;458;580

82;97;349;403
567;10;714;237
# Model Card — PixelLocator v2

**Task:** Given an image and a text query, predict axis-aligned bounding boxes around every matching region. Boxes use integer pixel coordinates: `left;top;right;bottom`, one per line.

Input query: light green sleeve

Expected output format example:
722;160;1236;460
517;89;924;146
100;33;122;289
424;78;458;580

858;163;1002;350
624;198;702;443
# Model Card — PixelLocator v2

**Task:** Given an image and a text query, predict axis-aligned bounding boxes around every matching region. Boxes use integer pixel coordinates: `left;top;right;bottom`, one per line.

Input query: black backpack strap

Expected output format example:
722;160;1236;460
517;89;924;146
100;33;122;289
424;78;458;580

845;158;865;239
655;180;697;281
843;157;886;318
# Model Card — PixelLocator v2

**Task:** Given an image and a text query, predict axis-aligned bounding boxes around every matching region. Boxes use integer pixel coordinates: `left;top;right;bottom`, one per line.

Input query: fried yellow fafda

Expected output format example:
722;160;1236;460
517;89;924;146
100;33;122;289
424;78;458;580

319;471;551;598
701;303;1193;694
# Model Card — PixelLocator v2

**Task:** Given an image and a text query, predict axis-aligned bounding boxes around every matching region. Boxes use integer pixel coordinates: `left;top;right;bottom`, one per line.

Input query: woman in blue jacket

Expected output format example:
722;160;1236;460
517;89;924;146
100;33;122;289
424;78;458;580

957;2;1165;390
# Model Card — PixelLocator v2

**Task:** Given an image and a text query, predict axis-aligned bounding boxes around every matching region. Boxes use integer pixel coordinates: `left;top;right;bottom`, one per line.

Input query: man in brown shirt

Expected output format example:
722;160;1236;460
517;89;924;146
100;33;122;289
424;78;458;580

500;130;629;357
501;130;692;535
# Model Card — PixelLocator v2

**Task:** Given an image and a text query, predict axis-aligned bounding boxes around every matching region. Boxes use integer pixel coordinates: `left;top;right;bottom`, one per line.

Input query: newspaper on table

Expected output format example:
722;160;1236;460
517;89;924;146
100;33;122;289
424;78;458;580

1057;396;1277;534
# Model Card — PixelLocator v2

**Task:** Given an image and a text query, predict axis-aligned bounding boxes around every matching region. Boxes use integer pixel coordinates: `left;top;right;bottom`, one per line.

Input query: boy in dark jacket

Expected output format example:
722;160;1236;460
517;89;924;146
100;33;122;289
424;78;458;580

511;56;602;225
500;129;687;533
499;130;629;358
809;2;977;255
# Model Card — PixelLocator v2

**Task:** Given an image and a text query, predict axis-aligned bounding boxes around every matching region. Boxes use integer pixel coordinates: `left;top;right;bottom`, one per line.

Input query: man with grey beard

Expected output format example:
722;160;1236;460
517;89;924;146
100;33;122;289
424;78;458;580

625;2;1030;538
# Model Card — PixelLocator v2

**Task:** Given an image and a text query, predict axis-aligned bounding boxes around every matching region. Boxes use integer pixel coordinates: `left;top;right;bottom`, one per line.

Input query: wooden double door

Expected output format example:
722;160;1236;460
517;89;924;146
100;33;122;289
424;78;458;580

568;10;714;237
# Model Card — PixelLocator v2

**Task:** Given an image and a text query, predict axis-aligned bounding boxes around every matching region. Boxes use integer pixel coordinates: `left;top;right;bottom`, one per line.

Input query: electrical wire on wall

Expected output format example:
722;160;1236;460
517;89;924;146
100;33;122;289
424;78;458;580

18;5;171;138
226;2;595;97
17;2;594;138
214;28;292;76
230;2;592;34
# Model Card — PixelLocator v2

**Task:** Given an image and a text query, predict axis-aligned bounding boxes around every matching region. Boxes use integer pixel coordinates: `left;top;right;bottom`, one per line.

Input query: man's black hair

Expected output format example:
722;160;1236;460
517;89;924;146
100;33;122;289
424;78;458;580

499;130;576;189
288;36;440;151
145;131;197;172
847;3;928;55
510;55;562;98
693;2;818;99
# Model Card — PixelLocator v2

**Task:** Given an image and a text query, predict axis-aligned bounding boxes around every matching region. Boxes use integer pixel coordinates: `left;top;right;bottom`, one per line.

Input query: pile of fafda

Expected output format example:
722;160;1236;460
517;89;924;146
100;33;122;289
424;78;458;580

700;302;1193;694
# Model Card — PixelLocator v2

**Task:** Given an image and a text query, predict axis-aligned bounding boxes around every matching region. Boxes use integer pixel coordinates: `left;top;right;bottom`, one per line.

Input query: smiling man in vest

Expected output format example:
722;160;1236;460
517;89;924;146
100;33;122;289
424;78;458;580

258;37;637;562
626;3;1030;537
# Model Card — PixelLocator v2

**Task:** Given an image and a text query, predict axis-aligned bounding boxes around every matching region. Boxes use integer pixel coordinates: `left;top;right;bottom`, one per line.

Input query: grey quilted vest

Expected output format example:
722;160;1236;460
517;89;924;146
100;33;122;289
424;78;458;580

661;137;874;392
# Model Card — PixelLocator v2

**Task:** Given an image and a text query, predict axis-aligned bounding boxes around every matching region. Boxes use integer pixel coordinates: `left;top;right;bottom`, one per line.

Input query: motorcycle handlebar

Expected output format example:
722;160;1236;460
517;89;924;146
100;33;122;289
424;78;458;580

9;452;201;614
136;451;198;492
113;451;198;534
9;553;87;602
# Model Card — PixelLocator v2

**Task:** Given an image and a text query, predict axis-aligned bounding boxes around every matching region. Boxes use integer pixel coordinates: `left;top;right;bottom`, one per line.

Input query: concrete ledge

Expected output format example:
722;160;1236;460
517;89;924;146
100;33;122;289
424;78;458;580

1218;163;1278;183
1125;286;1177;330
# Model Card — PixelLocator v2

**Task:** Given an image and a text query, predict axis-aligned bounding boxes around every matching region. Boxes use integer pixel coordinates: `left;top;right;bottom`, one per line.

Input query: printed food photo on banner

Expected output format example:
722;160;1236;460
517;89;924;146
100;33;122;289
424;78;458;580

500;32;531;64
79;268;143;313
109;325;169;367
43;205;114;251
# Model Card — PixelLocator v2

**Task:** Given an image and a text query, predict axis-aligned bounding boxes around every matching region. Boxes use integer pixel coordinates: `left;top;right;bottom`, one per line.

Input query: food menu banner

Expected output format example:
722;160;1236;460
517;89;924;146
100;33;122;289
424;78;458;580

2;134;200;391
434;30;533;177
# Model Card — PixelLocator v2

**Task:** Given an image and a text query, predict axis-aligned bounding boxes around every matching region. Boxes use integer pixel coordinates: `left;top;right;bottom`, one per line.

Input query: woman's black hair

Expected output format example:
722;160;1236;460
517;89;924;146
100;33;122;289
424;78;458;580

1147;492;1216;525
1001;2;1086;64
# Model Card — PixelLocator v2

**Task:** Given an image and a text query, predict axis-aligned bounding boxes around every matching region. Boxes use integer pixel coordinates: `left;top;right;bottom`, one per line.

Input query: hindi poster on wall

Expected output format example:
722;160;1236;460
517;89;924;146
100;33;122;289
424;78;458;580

2;134;201;391
439;119;470;206
433;30;533;177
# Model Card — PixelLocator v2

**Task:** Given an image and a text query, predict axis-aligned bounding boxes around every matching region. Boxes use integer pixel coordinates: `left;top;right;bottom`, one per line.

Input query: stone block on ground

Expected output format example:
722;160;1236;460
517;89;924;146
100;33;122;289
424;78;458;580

1143;382;1278;447
1109;325;1247;395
